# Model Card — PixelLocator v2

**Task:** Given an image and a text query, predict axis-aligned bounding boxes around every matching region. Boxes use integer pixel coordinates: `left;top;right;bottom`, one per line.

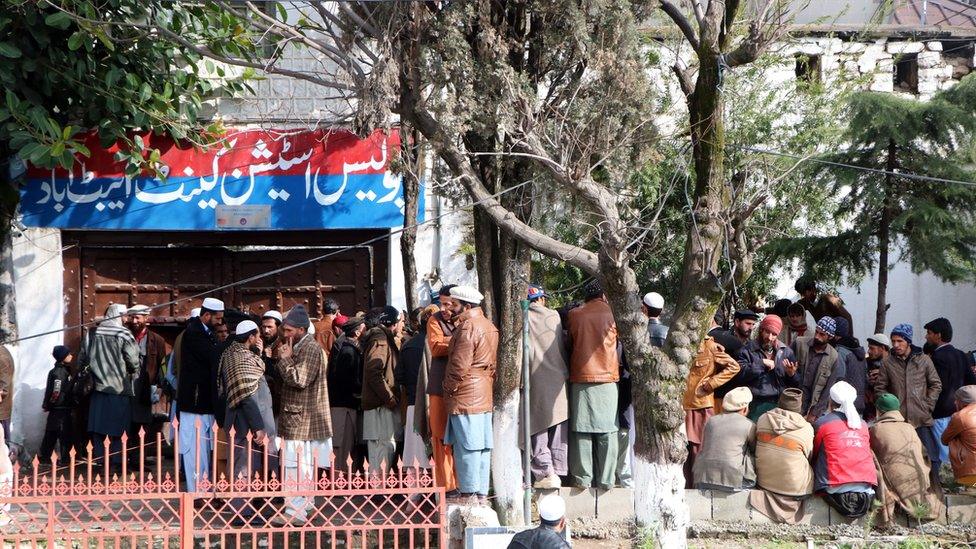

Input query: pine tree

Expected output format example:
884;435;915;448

774;73;976;332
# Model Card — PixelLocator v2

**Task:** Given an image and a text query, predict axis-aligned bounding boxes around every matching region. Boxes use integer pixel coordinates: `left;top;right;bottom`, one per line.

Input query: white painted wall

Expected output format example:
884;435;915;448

387;194;478;311
837;264;976;351
771;260;976;351
9;228;65;455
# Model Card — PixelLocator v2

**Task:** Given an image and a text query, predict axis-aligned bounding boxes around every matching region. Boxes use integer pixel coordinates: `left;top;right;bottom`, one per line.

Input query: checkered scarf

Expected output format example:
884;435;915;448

220;341;265;409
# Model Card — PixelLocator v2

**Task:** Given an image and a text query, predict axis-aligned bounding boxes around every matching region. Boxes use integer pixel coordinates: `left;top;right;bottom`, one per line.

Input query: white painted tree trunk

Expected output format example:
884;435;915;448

633;455;688;547
491;392;525;525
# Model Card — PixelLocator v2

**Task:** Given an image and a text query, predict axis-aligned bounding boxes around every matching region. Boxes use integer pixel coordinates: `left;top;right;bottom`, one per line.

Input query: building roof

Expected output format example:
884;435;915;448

789;0;976;31
891;0;976;28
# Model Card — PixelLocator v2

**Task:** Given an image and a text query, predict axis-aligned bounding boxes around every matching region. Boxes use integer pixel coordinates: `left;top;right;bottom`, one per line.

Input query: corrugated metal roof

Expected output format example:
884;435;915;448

891;0;976;27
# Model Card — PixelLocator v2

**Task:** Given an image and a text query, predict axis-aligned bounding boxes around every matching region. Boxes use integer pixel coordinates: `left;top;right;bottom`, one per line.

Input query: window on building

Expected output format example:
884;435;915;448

943;41;975;80
894;53;919;94
795;54;822;86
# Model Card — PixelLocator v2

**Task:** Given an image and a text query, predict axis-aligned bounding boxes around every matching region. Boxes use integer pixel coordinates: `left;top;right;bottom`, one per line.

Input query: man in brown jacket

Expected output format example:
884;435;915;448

682;336;739;488
443;285;498;505
274;305;332;525
360;306;403;474
876;323;943;483
313;298;340;359
126;305;167;452
567;281;619;489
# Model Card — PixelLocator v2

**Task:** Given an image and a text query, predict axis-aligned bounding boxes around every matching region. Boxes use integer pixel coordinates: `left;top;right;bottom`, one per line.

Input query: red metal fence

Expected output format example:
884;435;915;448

1;419;446;548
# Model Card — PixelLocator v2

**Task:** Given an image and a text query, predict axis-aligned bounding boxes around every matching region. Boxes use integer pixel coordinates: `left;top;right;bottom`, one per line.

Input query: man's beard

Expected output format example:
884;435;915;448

813;340;827;350
761;343;774;353
262;335;276;345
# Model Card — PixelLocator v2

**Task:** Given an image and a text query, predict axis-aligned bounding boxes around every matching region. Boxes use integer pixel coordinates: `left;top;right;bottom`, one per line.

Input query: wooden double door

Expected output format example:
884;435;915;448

61;230;388;349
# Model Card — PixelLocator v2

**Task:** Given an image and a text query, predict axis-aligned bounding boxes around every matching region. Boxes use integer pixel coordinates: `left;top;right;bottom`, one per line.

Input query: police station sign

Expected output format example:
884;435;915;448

20;129;421;230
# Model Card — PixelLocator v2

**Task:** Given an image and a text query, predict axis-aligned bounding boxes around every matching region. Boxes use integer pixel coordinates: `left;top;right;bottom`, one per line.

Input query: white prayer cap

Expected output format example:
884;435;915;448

538;494;566;522
829;381;861;429
235;320;258;336
190;308;201;318
202;297;225;312
262;310;283;322
126;304;151;316
643;292;664;309
449;285;484;305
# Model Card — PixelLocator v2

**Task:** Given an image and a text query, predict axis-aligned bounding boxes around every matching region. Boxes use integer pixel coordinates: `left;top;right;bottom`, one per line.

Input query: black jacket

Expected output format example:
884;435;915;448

932;344;976;419
507;525;570;549
177;317;220;414
396;331;425;405
328;337;363;409
734;339;800;400
835;337;868;414
43;363;74;411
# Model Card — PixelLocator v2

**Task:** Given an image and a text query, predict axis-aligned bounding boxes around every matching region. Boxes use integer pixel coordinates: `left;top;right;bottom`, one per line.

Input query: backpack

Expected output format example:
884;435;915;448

72;329;97;403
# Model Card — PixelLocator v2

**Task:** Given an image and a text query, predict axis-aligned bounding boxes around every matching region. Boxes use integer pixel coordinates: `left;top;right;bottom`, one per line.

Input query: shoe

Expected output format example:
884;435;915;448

533;474;562;490
446;492;473;505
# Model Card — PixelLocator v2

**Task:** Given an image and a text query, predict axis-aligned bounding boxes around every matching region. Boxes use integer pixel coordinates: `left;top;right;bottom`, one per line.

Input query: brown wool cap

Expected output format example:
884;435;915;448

778;388;803;414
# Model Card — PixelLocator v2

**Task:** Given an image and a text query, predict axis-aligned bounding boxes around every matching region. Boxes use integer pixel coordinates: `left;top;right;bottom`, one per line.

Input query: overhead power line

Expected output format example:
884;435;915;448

742;146;976;188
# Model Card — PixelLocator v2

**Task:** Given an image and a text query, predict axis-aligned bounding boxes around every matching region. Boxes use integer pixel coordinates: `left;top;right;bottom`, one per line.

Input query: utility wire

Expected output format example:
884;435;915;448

741;146;976;187
3;178;534;346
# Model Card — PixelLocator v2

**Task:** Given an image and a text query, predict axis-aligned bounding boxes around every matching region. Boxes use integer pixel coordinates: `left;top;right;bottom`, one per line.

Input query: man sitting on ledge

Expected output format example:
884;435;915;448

693;386;756;492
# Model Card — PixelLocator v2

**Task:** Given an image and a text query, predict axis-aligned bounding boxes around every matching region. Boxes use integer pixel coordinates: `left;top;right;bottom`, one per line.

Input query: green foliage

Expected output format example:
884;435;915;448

767;73;976;289
0;1;251;171
534;45;854;308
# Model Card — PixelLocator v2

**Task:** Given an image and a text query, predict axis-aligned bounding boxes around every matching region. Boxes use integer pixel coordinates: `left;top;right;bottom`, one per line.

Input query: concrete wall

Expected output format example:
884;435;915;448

8;228;65;455
690;489;976;527
837;263;976;351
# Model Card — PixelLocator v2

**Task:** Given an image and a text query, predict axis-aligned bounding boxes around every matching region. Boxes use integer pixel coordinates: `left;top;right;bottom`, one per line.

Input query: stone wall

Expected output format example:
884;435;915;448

690;489;976;527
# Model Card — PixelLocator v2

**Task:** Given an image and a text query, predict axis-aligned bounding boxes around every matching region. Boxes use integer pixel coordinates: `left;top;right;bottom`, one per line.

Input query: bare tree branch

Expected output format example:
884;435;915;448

408;105;600;273
671;63;695;97
153;24;356;91
659;0;700;51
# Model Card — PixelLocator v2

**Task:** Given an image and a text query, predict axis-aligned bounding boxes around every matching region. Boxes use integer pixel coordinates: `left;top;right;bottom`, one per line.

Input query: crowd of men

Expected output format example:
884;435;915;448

23;274;976;527
688;279;976;523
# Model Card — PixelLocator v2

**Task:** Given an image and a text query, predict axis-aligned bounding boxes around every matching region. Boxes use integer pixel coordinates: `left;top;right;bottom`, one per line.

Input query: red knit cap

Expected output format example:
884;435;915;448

759;314;783;336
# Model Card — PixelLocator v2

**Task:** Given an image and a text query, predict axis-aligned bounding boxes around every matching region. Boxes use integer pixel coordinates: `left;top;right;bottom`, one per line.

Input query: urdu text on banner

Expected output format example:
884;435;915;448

19;129;422;230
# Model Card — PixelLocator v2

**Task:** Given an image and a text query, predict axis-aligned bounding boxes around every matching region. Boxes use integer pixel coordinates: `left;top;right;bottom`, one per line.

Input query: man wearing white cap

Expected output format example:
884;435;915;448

507;494;571;548
812;380;877;518
83;303;140;468
443;285;498;505
219;320;277;524
125;304;167;453
177;297;224;493
641;292;669;348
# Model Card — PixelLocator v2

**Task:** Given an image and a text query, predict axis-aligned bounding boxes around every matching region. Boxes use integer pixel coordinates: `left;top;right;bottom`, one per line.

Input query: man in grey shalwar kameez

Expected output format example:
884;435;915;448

219;320;277;523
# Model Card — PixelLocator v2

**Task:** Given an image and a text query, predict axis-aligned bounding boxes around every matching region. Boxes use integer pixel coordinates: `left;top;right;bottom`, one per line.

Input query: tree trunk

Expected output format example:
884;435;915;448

875;139;897;334
471;149;533;524
399;126;422;313
625;51;734;546
397;5;422;314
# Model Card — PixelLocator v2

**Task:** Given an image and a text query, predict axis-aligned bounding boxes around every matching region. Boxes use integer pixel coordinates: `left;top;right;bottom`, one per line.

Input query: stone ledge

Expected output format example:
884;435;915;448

691;489;972;527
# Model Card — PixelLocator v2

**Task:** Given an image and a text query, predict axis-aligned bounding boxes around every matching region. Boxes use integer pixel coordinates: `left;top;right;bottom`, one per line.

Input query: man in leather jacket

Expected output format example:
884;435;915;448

442;285;498;505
